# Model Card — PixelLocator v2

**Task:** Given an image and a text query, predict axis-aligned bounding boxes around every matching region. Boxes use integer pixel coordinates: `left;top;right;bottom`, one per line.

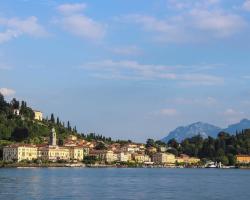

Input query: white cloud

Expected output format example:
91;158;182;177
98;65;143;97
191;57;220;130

57;3;86;14
60;15;105;40
243;0;250;11
122;1;246;43
0;88;16;96
159;108;179;116
110;45;142;56
56;3;106;40
0;16;47;43
190;9;246;37
80;59;224;86
223;108;243;116
122;14;188;43
0;30;20;43
178;73;224;86
167;0;220;10
170;97;218;106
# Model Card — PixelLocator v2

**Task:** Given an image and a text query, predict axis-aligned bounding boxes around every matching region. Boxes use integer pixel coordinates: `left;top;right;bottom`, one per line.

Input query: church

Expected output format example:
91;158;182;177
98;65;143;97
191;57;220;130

37;128;84;162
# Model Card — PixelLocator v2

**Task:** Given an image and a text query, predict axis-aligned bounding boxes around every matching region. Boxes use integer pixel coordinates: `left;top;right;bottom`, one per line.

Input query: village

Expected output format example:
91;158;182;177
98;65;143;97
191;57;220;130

2;109;250;168
2;127;203;167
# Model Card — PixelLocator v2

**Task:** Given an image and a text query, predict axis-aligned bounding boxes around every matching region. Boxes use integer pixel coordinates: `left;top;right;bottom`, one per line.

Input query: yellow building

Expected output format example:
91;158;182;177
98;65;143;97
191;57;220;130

117;152;132;162
68;146;84;161
3;144;38;162
132;153;151;163
152;153;176;165
176;154;200;164
34;110;43;121
38;146;70;161
236;155;250;164
67;135;78;141
105;150;118;163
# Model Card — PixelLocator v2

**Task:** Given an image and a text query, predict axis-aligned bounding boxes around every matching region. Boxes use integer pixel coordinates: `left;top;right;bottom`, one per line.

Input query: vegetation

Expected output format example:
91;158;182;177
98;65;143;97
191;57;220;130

81;133;112;143
83;156;99;164
0;93;81;145
145;131;250;165
166;131;250;165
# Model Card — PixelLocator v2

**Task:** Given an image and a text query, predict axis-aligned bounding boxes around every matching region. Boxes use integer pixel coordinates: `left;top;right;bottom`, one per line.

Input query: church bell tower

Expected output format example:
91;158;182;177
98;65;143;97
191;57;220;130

50;128;57;146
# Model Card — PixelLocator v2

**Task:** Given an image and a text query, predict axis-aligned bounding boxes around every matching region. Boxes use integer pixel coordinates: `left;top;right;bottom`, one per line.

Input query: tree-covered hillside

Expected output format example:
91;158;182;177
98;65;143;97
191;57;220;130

0;93;82;148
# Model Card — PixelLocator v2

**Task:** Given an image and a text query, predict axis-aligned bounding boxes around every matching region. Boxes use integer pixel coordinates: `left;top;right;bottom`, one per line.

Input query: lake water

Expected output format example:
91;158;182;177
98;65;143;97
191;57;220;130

0;168;249;200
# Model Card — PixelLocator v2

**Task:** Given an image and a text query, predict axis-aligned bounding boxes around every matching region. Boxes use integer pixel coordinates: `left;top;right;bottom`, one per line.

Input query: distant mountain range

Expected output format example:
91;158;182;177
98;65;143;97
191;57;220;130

162;119;250;142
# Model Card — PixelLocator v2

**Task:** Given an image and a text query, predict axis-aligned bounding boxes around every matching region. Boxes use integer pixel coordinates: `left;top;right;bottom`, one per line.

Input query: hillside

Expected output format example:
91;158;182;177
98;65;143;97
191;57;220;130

0;94;79;143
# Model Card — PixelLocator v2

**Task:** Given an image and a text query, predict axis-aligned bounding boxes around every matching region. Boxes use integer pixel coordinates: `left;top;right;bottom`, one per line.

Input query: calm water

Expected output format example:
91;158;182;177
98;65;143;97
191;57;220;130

0;168;250;200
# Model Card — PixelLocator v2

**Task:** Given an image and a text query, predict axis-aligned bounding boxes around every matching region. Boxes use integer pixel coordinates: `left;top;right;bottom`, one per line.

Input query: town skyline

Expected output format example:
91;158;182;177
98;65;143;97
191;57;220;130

1;0;250;141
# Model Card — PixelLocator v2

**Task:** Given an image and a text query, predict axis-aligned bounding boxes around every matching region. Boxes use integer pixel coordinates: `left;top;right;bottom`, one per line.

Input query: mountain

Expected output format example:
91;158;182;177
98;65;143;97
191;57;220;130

223;119;250;134
162;122;222;143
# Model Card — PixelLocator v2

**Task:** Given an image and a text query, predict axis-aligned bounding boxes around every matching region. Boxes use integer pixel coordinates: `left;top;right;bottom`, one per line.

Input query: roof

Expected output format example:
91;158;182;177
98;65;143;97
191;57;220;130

5;144;37;148
236;155;250;157
33;110;42;113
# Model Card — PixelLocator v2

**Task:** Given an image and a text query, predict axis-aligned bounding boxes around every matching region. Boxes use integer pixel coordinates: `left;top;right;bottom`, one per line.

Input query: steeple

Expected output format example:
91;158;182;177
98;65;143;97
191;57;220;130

50;128;57;146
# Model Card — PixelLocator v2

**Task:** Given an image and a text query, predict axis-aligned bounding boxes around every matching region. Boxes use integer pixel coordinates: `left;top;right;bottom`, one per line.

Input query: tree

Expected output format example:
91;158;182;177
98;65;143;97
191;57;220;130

167;148;178;156
50;113;55;123
146;139;155;148
67;121;71;131
10;98;19;109
11;128;29;142
0;93;7;113
95;142;107;150
83;156;98;164
56;117;60;125
228;154;236;166
168;139;179;149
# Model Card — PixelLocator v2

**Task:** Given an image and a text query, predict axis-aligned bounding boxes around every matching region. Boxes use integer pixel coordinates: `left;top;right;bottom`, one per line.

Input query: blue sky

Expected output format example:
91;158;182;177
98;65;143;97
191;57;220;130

1;0;250;142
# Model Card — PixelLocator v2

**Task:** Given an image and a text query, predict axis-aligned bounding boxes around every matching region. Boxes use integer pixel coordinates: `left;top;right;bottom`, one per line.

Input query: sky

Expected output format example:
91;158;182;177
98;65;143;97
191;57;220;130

1;0;250;142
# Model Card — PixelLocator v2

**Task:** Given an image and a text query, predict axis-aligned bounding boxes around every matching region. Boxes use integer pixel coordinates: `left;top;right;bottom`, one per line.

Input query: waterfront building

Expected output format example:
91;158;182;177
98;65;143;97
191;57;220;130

105;150;118;163
3;144;37;162
38;145;70;161
117;152;132;162
152;153;176;165
176;154;200;164
3;128;87;162
236;155;250;163
68;146;84;161
132;153;151;163
33;110;43;121
37;128;70;161
89;149;106;161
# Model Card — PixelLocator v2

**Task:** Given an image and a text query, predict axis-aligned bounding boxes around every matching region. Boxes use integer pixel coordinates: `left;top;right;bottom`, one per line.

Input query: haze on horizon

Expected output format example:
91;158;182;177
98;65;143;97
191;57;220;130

1;0;250;142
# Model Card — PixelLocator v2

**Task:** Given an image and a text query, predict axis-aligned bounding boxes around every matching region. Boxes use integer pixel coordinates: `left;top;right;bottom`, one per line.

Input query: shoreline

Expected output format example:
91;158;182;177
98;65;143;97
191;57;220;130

0;163;249;169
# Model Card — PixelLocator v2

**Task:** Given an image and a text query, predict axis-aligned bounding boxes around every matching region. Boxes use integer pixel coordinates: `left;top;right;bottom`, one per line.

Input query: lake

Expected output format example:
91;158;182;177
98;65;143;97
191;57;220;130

0;168;249;200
